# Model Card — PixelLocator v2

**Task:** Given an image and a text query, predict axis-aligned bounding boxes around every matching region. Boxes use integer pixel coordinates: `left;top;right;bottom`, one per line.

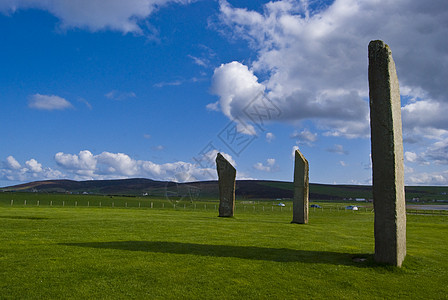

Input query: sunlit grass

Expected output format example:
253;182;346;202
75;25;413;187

0;196;447;299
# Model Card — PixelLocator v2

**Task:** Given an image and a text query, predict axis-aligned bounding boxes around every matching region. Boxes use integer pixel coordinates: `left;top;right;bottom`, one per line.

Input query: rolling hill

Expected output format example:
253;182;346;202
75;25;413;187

2;178;448;202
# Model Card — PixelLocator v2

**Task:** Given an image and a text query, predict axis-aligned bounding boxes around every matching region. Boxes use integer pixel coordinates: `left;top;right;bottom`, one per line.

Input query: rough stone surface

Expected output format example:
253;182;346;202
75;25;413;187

216;153;236;217
291;149;309;224
368;40;406;267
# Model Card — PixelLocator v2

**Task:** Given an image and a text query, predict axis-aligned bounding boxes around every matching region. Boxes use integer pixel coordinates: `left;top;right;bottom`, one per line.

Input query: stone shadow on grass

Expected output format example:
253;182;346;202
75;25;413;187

61;241;373;267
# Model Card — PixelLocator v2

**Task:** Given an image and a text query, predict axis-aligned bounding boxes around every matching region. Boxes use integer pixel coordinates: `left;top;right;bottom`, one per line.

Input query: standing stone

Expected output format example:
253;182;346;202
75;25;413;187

368;40;406;267
216;153;236;217
291;148;309;224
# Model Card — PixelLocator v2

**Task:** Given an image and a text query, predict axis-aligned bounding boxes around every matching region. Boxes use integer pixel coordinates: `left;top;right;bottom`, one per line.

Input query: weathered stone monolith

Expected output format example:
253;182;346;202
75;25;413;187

368;40;406;267
291;148;309;224
216;153;236;217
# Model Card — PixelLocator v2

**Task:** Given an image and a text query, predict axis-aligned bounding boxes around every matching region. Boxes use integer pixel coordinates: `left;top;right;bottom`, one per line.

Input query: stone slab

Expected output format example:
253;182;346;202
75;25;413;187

216;153;236;217
368;40;406;267
291;148;309;224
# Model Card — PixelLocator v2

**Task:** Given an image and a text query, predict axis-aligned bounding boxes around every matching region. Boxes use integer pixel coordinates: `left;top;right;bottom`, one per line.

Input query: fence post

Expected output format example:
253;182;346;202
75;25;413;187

24;200;27;206
50;200;52;206
151;202;153;208
11;199;13;206
37;200;39;206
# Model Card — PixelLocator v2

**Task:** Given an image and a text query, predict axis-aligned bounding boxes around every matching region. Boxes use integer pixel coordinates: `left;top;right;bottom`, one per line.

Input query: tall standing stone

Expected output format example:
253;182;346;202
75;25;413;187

216;153;236;217
291;149;309;224
369;40;406;267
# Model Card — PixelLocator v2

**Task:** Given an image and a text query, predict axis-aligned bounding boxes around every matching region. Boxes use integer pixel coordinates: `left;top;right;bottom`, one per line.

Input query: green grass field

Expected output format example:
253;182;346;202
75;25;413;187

0;194;447;299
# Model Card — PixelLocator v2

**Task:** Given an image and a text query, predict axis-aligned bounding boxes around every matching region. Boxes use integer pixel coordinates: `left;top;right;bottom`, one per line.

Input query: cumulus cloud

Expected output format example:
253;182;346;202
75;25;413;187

213;0;448;139
1;156;63;182
0;150;244;185
291;129;317;146
254;158;278;172
54;150;232;182
0;0;194;34
210;61;265;134
25;159;43;173
28;94;73;111
266;132;275;143
407;171;448;186
5;156;21;170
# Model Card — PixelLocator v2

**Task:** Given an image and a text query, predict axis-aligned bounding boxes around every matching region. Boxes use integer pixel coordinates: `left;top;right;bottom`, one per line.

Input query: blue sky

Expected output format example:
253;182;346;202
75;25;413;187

1;0;448;187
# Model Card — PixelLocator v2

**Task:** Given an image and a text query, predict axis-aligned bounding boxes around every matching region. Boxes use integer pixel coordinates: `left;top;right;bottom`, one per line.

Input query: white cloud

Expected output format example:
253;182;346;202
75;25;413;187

2;150;235;184
326;144;349;155
78;98;92;110
339;160;347;167
105;90;137;101
404;139;448;166
152;145;165;151
25;159;43;173
214;0;448;139
266;132;275;143
253;158;278;172
54;150;230;182
210;61;264;118
5;156;21;170
153;80;184;88
55;150;97;171
28;94;73;111
188;54;208;67
407;171;448;186
0;0;194;34
291;129;317;146
206;101;220;112
1;156;64;182
404;151;418;163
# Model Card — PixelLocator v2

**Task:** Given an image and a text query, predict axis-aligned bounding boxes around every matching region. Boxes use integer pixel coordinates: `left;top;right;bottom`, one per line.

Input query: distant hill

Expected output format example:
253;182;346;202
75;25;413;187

2;178;448;201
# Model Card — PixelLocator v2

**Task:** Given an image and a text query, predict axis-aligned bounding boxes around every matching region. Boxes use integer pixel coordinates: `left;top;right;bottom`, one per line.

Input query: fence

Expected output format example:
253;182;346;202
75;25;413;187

3;197;446;215
3;198;380;214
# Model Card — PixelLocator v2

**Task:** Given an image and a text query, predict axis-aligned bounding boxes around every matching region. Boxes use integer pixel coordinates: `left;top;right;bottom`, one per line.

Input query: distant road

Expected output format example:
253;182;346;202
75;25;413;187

407;205;448;211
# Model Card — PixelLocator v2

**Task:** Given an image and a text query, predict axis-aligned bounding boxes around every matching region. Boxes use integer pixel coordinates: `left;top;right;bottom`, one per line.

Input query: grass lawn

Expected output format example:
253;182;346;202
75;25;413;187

0;198;447;299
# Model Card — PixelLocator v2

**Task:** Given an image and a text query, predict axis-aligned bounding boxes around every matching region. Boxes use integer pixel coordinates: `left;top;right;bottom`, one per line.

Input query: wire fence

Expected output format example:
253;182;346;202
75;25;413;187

2;198;379;214
2;197;447;215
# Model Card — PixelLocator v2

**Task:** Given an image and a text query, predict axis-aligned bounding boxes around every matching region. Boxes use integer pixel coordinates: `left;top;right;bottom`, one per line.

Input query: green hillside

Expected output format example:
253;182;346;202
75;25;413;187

2;178;448;202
